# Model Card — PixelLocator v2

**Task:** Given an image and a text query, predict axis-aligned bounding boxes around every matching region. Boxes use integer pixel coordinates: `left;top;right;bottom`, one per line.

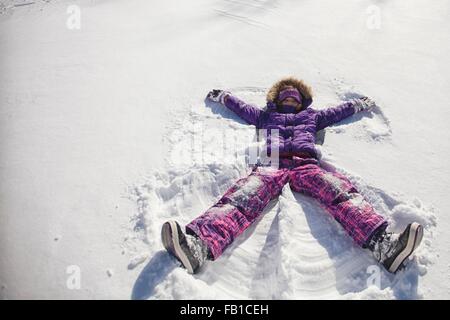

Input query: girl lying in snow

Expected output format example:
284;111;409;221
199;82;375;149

161;76;423;275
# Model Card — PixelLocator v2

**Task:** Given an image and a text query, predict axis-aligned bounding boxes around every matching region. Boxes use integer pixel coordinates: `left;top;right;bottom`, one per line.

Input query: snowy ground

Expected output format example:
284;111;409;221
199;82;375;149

1;0;449;299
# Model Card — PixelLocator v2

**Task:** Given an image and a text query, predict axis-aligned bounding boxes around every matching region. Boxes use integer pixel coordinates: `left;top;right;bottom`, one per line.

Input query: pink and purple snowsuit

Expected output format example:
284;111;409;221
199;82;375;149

186;95;388;260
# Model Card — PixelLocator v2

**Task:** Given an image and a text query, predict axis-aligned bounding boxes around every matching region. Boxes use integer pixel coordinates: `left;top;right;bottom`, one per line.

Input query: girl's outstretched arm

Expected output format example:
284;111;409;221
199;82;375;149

207;89;262;126
315;97;376;130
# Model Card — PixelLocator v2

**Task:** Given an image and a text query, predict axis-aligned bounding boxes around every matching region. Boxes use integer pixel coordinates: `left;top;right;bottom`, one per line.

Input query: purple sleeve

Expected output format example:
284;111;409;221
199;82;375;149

315;101;357;130
223;94;263;126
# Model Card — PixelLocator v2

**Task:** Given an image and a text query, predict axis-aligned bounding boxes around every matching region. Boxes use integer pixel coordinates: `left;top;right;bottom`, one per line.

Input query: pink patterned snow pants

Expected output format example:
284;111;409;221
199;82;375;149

186;157;387;260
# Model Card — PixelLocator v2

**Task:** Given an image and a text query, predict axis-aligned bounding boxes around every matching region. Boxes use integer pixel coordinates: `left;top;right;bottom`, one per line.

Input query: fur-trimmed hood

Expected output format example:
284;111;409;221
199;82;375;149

265;76;313;111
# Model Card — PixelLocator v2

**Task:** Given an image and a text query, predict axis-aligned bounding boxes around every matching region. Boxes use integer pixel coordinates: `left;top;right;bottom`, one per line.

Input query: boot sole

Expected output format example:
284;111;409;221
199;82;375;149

161;221;195;274
388;222;423;273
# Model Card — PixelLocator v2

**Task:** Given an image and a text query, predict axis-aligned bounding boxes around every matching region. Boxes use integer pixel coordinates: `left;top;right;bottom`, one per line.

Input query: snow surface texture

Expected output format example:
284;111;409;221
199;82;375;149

128;87;437;300
1;0;449;299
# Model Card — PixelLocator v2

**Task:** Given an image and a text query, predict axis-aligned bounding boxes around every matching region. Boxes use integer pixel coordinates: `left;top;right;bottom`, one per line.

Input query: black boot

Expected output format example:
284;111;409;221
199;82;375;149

161;220;208;274
369;222;424;273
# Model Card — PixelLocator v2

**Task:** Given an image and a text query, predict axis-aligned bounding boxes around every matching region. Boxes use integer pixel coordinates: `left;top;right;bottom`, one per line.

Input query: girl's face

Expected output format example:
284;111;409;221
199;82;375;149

281;97;302;111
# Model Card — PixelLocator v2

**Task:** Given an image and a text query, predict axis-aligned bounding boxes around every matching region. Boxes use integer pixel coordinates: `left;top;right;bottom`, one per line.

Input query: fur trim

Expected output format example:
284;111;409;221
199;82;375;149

266;76;313;107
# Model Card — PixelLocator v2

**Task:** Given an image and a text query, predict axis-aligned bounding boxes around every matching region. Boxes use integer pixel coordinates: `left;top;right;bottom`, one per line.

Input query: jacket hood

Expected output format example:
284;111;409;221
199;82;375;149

265;76;313;112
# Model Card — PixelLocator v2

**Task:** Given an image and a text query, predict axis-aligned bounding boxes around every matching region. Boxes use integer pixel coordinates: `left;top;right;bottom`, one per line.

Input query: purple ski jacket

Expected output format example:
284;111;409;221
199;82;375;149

223;94;359;159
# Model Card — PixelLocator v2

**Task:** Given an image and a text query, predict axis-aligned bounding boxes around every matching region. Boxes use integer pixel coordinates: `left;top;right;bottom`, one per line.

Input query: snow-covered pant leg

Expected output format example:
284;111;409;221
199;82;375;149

186;167;289;260
289;161;388;247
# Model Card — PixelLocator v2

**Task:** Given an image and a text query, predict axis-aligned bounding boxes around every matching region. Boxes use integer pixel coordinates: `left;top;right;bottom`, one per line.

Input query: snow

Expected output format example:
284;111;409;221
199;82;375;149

127;253;149;270
1;0;449;299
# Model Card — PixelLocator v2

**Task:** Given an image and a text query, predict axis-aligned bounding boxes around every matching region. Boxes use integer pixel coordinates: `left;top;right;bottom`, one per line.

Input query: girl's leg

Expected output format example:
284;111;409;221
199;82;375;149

289;162;388;247
186;167;289;260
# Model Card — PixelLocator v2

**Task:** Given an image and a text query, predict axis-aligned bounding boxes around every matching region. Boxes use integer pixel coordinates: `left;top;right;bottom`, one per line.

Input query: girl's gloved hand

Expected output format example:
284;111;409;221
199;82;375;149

206;89;230;104
351;96;377;112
